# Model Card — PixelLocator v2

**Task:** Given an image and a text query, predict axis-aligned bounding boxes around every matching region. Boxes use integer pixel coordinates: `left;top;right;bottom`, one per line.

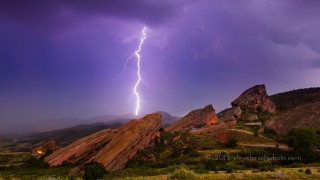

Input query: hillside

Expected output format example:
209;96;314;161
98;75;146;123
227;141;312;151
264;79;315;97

270;87;320;110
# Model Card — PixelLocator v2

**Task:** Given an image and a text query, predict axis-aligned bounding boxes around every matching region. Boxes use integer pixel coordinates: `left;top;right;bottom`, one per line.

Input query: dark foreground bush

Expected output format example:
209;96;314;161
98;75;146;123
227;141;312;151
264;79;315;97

83;164;107;180
305;168;312;175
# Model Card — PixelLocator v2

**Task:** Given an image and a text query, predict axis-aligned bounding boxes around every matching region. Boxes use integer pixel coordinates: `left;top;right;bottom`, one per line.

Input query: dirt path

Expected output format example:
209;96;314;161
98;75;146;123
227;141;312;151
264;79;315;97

238;143;289;150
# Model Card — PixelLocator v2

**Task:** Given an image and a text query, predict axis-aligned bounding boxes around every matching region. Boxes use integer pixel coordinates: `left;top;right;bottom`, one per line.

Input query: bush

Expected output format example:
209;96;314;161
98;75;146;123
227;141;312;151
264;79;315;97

305;168;312;175
168;167;197;180
254;130;259;137
83;164;107;180
224;162;235;173
204;158;217;171
25;156;49;168
298;169;303;173
226;137;238;148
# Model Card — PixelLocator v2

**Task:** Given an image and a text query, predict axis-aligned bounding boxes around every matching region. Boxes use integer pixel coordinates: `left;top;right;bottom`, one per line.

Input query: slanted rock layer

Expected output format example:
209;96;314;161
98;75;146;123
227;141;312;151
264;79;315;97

165;105;218;132
45;113;162;172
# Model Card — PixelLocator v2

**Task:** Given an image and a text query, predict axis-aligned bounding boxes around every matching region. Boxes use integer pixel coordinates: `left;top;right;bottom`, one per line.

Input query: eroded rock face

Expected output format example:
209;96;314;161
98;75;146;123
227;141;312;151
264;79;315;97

231;84;276;113
45;113;162;172
165;105;218;132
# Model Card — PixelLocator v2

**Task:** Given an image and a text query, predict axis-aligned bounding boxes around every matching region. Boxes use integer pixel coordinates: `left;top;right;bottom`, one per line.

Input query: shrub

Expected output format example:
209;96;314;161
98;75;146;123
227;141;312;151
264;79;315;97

224;162;235;173
83;164;107;180
298;169;303;173
168;167;197;180
204;158;217;171
226;137;238;148
305;168;312;175
25;156;49;168
254;130;259;137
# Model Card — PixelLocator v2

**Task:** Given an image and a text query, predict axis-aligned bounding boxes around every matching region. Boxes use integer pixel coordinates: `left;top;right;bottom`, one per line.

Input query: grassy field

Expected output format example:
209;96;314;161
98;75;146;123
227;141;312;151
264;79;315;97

106;167;320;180
0;152;30;166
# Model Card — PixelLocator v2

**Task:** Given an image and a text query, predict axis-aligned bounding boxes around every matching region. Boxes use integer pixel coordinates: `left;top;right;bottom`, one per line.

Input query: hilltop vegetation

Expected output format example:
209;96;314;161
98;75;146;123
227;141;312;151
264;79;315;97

270;87;320;111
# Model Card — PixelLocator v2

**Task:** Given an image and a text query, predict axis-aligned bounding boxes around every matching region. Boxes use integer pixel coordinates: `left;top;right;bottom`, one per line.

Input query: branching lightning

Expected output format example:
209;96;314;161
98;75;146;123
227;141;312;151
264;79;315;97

117;27;148;115
132;26;147;115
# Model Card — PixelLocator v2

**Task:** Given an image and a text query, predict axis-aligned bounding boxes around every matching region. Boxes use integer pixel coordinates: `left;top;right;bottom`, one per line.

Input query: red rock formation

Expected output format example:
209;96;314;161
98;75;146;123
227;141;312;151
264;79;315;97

88;113;162;171
45;129;117;166
45;113;162;172
231;84;276;113
191;121;235;135
32;140;59;155
165;105;218;132
218;107;242;122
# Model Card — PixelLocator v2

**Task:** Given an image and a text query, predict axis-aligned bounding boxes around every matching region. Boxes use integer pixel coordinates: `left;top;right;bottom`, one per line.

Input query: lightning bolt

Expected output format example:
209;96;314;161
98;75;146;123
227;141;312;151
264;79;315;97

132;26;148;115
116;27;148;115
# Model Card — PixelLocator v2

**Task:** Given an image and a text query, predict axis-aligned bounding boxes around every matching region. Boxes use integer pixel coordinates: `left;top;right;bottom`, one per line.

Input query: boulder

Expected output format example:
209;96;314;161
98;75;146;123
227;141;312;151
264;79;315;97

45;113;162;172
231;84;276;113
165;105;218;132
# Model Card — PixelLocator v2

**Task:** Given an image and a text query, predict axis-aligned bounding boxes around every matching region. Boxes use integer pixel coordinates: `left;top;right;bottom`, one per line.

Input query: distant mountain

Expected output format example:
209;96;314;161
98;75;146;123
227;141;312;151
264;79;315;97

155;111;180;125
0;122;123;152
11;114;138;134
8;111;178;134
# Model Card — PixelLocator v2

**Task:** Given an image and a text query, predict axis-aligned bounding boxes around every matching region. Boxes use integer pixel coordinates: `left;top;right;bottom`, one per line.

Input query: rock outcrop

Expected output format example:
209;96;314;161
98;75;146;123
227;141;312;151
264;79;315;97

190;121;236;137
165;105;218;132
265;102;320;134
231;84;276;113
32;140;59;155
45;113;162;172
218;107;242;122
89;113;162;171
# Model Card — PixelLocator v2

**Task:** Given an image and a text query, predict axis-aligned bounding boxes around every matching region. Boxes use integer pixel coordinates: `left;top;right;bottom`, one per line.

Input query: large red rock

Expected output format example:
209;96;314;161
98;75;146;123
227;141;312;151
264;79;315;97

45;129;117;166
45;113;162;172
165;105;218;132
88;113;162;171
231;84;276;113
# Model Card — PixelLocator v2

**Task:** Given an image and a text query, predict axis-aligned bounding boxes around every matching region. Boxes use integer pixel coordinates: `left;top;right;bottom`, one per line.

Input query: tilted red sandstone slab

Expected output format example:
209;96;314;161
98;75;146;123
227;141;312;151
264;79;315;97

165;104;218;132
88;113;162;172
45;113;162;172
45;128;117;166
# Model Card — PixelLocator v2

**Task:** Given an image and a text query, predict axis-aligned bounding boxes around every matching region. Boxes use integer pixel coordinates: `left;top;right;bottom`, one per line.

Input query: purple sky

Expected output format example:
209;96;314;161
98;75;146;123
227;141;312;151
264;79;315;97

1;0;320;131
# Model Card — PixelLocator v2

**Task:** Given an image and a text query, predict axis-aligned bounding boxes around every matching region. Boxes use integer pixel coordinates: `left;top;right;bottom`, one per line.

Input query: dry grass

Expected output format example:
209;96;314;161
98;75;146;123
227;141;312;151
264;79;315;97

112;167;320;180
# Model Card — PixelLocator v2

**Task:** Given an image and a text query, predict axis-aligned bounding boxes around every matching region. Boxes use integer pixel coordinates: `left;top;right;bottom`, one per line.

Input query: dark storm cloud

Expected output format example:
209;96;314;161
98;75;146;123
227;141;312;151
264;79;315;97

1;0;320;133
0;0;178;32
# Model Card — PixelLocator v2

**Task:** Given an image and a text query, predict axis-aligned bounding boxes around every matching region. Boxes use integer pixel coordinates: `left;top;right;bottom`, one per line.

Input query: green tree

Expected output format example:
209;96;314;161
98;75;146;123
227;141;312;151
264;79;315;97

286;128;320;162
